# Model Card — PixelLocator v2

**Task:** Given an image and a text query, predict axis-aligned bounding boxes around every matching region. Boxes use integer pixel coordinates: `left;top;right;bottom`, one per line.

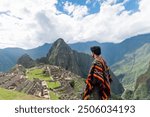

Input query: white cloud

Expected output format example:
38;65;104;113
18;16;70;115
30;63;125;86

0;0;150;49
64;1;88;19
103;0;117;5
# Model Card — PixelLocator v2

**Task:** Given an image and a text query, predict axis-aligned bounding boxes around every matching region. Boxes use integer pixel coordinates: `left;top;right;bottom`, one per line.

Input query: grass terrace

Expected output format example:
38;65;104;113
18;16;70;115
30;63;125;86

26;68;61;99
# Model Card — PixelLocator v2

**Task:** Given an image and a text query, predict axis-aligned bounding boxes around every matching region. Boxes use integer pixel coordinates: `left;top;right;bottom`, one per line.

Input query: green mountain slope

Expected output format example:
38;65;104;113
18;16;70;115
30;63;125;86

122;62;150;100
17;54;36;68
133;62;150;99
111;43;150;90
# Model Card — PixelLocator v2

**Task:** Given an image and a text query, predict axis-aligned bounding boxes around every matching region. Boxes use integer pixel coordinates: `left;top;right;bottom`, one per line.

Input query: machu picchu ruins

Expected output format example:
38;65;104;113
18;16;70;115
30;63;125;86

0;71;49;99
0;64;85;100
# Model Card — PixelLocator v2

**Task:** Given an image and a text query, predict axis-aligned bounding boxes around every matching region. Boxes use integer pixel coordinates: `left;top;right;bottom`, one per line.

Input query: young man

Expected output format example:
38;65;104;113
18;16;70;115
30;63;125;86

83;46;112;100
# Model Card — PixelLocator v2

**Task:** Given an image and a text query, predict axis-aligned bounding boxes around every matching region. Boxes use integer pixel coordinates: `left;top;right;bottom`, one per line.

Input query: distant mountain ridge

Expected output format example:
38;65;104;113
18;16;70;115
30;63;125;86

0;44;51;72
0;33;150;72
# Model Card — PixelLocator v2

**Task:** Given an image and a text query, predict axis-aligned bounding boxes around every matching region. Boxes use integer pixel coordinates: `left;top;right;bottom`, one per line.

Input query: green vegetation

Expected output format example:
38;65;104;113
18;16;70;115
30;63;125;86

47;81;61;89
26;68;51;81
74;78;85;93
26;68;61;89
134;82;149;99
111;93;122;100
112;44;150;90
49;91;59;100
0;88;42;100
121;89;134;100
26;67;61;100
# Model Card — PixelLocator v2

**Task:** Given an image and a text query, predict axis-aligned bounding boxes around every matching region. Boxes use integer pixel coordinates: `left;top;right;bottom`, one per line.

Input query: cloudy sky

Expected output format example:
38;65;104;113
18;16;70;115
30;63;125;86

0;0;150;49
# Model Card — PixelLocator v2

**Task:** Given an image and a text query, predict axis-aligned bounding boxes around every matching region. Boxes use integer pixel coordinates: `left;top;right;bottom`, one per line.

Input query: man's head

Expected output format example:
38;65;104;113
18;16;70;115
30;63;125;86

90;46;101;58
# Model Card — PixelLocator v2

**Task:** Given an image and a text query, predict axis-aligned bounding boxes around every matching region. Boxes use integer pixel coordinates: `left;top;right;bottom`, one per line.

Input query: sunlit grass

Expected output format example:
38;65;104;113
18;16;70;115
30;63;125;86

26;68;51;81
47;81;61;89
26;68;61;99
0;87;42;100
49;91;59;100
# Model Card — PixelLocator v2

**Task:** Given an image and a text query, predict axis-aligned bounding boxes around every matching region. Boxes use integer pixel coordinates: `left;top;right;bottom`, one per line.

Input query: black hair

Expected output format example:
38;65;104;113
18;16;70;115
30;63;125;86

90;46;101;55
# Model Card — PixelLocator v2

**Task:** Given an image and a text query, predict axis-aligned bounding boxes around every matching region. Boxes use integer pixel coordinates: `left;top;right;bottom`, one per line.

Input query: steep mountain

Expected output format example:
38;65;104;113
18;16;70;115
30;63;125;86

17;54;36;68
110;71;124;95
47;38;93;77
46;38;124;96
111;43;150;90
133;62;150;99
122;62;150;99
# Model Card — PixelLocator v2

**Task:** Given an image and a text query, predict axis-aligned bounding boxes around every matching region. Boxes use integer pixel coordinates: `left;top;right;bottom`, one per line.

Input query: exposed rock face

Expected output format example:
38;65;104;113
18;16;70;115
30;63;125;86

17;54;36;68
47;38;93;77
110;71;124;95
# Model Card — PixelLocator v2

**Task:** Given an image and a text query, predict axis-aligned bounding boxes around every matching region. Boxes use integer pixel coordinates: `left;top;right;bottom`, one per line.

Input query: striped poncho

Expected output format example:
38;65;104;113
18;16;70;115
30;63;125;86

83;57;112;100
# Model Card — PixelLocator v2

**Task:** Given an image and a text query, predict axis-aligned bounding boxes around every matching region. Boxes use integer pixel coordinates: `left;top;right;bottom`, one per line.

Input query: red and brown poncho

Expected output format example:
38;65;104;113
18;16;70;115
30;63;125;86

83;57;112;100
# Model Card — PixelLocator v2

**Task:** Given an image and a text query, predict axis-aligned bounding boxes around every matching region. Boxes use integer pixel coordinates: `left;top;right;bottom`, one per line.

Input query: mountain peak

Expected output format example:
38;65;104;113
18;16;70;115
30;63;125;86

17;54;35;68
46;38;94;77
49;38;71;54
53;38;66;46
56;38;65;42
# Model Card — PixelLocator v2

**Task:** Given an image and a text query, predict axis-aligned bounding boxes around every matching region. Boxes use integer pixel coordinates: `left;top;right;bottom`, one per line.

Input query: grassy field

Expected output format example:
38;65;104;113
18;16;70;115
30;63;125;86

47;81;61;89
49;91;59;100
0;88;42;100
26;68;51;81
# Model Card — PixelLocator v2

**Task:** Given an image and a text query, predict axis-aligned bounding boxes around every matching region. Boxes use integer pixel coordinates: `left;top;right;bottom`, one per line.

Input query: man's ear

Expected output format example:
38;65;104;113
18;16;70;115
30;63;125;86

92;53;94;58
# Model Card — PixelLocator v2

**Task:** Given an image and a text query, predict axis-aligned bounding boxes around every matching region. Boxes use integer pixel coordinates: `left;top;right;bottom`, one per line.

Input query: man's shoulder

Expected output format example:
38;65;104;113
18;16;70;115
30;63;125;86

92;59;102;67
